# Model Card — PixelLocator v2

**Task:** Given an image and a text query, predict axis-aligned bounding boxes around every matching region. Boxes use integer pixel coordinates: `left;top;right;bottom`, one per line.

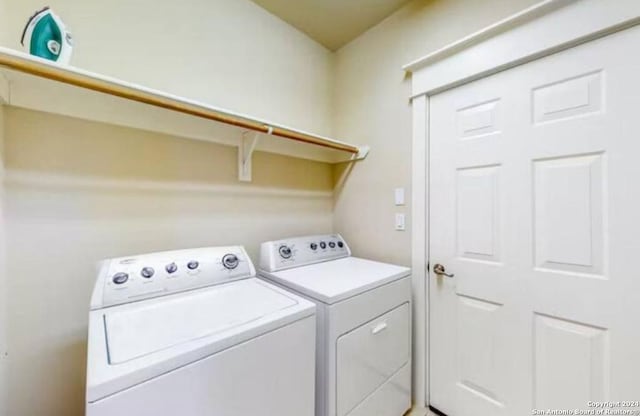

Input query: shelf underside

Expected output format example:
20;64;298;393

0;48;365;164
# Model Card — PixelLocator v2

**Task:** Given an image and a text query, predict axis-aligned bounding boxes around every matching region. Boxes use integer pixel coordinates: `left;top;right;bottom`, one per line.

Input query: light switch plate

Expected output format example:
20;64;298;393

395;213;406;231
394;188;405;206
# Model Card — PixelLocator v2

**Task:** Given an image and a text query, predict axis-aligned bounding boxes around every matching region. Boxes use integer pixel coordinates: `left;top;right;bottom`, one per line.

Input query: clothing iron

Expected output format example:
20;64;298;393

21;7;73;64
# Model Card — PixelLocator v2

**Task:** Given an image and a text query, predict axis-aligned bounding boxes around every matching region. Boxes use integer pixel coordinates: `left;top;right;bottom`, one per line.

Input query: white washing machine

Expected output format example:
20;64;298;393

259;234;412;416
86;246;316;416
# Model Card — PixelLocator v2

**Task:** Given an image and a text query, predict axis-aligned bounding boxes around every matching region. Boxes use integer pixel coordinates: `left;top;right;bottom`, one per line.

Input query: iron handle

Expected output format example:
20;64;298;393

433;263;454;278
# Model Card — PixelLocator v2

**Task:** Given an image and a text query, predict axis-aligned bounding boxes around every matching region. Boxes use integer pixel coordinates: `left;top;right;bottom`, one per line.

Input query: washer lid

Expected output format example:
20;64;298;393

259;257;411;304
105;278;297;364
87;278;315;402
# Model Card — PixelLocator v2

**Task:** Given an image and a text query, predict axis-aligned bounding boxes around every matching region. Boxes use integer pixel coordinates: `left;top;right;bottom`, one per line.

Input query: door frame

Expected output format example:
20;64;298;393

405;0;640;410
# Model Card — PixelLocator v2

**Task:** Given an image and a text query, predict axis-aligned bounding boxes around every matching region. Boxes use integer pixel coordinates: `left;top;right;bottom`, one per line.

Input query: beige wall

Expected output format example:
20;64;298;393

3;108;333;416
2;0;334;135
0;1;336;415
333;0;539;266
0;0;6;46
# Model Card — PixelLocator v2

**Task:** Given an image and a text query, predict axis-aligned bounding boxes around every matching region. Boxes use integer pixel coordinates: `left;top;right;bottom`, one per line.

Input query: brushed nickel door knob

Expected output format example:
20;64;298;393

433;263;455;278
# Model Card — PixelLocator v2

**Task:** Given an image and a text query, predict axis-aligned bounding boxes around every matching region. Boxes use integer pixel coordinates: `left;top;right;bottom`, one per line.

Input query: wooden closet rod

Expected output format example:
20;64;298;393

0;48;360;155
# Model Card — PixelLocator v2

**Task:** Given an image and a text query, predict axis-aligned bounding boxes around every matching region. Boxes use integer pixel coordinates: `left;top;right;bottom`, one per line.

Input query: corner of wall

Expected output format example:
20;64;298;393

0;101;7;416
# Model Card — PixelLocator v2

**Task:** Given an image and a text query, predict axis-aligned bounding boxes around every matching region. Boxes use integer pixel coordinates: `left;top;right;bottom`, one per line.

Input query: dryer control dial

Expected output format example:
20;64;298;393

279;245;293;259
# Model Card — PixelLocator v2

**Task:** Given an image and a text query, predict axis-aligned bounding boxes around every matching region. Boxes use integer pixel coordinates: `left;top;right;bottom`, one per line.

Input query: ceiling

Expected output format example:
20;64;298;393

251;0;412;50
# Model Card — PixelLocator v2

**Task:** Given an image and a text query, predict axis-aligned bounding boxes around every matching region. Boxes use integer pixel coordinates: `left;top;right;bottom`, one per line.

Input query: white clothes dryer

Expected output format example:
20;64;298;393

259;234;412;416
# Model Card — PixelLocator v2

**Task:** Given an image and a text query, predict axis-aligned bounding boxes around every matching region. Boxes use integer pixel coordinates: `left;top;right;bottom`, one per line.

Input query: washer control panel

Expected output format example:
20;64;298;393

259;234;350;272
91;246;255;309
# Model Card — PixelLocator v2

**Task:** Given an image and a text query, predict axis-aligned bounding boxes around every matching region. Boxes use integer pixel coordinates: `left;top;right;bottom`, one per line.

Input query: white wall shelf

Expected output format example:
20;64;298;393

0;47;369;181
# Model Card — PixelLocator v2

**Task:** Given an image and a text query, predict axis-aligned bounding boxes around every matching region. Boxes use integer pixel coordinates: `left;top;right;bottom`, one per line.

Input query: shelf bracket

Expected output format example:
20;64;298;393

238;131;260;182
352;145;370;161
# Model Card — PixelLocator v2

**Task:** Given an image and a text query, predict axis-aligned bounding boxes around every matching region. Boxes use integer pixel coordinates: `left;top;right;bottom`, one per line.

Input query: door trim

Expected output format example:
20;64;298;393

410;94;429;409
407;0;640;409
405;0;640;97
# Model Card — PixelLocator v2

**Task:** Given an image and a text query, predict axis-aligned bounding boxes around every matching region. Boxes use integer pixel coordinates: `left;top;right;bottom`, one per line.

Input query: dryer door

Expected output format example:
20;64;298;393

336;302;410;416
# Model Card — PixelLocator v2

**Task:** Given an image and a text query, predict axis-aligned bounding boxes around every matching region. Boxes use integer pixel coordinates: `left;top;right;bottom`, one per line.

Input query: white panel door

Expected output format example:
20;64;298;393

429;26;640;416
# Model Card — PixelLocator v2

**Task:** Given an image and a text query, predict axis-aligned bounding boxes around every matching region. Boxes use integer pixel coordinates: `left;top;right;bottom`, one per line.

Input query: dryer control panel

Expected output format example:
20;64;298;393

91;246;255;309
259;234;351;272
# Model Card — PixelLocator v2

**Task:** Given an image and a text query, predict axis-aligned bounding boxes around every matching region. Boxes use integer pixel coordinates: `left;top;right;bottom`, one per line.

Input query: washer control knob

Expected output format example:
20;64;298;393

187;260;199;270
165;262;178;274
319;241;326;249
112;272;129;285
140;267;155;278
222;254;239;270
310;242;318;251
337;241;344;248
329;241;336;248
279;245;293;259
